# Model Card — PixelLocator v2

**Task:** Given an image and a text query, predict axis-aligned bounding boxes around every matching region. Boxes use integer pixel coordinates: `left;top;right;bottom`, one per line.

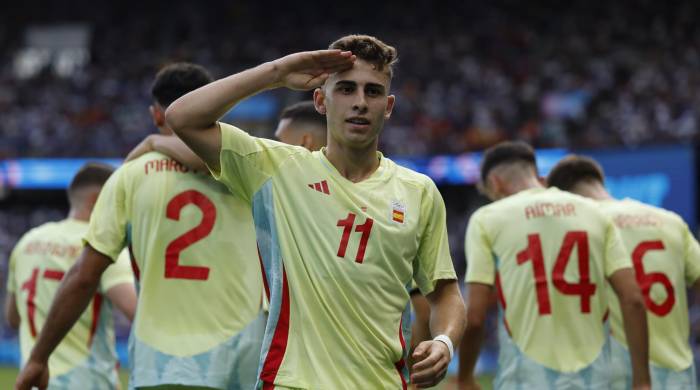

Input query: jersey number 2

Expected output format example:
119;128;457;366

165;190;216;280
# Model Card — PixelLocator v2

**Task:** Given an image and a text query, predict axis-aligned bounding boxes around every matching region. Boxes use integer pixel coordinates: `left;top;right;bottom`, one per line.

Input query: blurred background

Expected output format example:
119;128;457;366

1;0;700;386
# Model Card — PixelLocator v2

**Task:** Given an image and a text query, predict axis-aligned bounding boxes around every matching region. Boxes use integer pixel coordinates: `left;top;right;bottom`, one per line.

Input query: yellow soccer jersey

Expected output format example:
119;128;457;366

7;219;133;384
465;187;631;373
602;198;700;371
85;151;262;363
213;123;456;389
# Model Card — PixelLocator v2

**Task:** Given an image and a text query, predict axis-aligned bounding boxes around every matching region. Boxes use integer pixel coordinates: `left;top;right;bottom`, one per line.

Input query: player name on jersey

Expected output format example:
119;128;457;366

524;201;576;219
144;158;189;175
23;241;81;258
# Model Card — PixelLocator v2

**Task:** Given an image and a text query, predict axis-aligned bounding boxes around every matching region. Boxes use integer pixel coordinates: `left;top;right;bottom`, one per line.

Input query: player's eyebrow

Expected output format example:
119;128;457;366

336;80;386;94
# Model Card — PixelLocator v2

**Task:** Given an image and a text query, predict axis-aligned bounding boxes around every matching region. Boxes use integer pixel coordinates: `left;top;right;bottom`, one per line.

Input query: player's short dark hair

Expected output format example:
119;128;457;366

329;34;398;77
151;63;213;107
280;101;326;129
547;155;605;191
480;141;537;183
67;162;115;199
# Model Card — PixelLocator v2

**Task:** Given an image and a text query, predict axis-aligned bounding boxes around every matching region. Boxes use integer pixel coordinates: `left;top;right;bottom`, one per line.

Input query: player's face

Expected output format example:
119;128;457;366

316;60;395;149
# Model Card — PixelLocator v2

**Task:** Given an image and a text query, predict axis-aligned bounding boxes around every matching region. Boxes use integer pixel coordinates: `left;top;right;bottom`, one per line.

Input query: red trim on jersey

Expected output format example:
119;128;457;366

87;294;103;347
495;273;513;337
257;245;270;300
394;318;408;390
262;383;275;390
260;269;290;384
127;244;140;281
321;180;330;194
42;269;65;280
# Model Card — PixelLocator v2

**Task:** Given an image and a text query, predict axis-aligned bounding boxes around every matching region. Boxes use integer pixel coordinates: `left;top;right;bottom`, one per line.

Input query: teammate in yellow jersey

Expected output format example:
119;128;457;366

274;101;327;151
547;154;700;389
166;34;466;389
16;63;264;390
458;142;650;390
6;163;136;389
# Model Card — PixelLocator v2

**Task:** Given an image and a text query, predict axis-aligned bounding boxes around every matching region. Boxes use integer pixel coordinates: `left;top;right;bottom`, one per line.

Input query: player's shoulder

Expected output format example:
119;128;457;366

13;220;62;250
608;198;686;228
219;121;306;154
386;157;437;191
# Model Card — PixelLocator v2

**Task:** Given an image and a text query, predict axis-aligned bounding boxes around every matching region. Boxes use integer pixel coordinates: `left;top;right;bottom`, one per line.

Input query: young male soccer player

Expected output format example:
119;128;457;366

547;154;700;389
16;63;264;390
6;163;136;389
166;35;466;389
458;142;650;390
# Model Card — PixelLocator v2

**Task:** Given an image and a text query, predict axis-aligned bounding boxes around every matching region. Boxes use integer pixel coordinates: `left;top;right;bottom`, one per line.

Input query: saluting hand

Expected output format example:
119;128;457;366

410;340;451;388
271;50;355;90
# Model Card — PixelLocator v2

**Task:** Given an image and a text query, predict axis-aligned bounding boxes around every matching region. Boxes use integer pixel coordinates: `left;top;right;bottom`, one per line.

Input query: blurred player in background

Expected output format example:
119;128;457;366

6;162;136;389
547;154;700;389
16;63;265;390
166;34;466;389
274;101;327;150
458;142;650;390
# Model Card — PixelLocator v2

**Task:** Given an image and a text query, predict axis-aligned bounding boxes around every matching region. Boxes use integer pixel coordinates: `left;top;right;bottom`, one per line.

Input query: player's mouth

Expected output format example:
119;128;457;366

345;117;371;130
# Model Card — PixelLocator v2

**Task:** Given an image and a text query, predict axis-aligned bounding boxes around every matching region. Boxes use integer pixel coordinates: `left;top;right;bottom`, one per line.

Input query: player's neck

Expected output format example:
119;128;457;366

67;207;91;222
572;182;612;201
324;141;380;183
502;177;542;199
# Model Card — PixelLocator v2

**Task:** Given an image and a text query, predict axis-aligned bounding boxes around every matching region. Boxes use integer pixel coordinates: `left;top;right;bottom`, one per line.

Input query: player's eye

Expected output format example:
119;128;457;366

337;85;354;94
366;88;381;97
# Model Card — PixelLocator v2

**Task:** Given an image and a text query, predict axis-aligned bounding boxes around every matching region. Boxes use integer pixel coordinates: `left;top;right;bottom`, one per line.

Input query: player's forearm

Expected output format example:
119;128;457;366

150;135;207;171
28;264;99;362
166;62;280;133
620;297;651;387
427;280;466;347
457;319;484;384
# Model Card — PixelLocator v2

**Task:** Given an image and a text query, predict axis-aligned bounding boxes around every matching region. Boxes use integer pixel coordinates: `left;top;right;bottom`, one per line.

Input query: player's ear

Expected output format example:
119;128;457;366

313;88;327;115
385;94;396;120
149;104;165;127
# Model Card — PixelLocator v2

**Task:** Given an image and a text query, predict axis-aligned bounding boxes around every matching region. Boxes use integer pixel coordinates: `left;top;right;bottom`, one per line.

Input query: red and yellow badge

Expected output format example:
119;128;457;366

391;200;406;224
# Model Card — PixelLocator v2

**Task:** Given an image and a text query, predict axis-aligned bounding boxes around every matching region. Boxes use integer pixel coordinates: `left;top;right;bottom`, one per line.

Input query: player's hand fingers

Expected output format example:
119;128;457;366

311;49;353;64
411;340;430;360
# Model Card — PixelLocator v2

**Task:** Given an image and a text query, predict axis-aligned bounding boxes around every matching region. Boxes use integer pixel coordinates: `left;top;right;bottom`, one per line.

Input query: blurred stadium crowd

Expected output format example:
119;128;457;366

2;0;700;159
2;0;700;372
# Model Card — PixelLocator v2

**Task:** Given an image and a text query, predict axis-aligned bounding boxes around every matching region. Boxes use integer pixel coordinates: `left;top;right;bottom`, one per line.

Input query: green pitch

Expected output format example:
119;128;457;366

0;366;493;389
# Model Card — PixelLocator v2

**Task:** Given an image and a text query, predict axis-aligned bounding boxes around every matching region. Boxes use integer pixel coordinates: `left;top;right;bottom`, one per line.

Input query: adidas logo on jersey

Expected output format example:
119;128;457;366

308;180;330;195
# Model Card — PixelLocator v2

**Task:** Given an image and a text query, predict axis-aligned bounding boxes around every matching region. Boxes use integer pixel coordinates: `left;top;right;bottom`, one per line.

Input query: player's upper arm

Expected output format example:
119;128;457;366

682;224;700;286
603;219;632;277
169;121;222;174
464;210;495;286
84;168;129;261
4;293;19;329
100;250;136;321
413;179;456;295
464;282;493;326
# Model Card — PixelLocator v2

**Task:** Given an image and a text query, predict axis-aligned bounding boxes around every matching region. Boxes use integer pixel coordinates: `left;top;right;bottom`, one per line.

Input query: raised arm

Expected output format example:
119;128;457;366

411;279;466;388
15;244;114;390
165;50;355;172
608;268;650;390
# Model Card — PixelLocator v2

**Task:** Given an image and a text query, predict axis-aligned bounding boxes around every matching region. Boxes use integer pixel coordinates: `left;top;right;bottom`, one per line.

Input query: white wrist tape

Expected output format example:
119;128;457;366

433;334;454;360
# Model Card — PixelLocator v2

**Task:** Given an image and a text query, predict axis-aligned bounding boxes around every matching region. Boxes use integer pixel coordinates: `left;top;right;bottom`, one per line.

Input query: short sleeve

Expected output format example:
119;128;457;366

99;249;135;293
84;167;128;262
213;122;301;202
683;224;700;285
464;210;496;285
413;179;456;295
603;219;632;277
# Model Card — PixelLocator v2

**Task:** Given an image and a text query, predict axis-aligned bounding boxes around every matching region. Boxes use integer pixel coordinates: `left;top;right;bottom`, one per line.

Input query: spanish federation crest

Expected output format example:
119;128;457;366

390;200;406;224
